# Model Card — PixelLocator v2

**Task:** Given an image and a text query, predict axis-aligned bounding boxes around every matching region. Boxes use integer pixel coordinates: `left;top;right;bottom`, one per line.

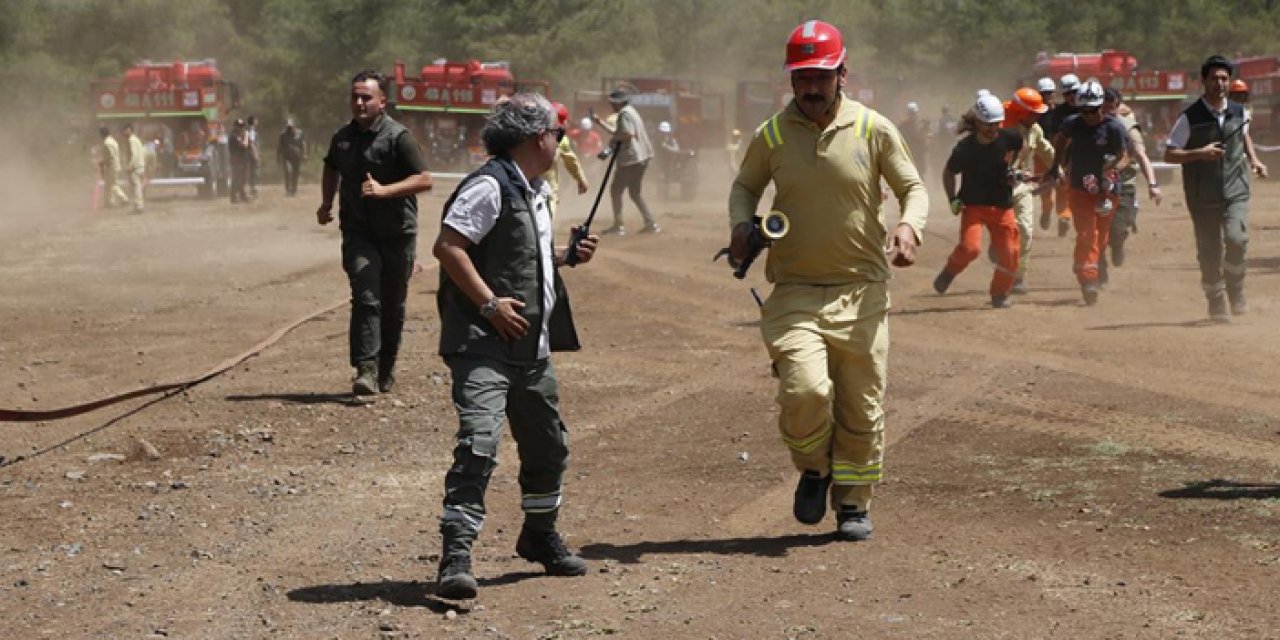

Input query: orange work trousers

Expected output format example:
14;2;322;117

944;205;1020;298
1067;188;1113;284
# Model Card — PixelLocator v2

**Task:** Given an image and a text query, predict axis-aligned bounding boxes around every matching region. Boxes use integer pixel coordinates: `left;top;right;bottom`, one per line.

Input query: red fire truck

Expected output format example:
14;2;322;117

1235;55;1280;144
1031;50;1192;144
392;59;549;172
91;59;241;197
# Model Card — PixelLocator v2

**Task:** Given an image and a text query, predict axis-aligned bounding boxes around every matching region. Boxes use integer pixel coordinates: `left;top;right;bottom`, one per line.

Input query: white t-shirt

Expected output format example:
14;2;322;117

443;167;556;359
1166;97;1229;149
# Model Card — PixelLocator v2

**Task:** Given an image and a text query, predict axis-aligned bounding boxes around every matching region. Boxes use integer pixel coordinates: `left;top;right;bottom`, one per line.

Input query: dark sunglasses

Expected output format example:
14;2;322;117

546;127;566;142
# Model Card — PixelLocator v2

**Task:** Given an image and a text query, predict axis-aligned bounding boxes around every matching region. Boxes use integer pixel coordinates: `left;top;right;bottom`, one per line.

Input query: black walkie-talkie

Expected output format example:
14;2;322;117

564;140;621;266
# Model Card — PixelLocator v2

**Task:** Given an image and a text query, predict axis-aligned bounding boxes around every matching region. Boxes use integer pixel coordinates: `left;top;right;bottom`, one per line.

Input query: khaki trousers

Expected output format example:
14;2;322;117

1012;184;1035;277
761;281;889;512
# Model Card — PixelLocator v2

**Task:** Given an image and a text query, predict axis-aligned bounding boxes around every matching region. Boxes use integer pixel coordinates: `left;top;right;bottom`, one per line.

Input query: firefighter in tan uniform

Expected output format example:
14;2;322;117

123;123;146;213
541;102;589;216
1002;88;1055;293
728;20;928;540
98;126;129;208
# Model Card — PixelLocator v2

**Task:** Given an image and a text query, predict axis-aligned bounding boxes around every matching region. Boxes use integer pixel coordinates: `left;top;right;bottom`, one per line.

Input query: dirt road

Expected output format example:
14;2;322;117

2;170;1278;639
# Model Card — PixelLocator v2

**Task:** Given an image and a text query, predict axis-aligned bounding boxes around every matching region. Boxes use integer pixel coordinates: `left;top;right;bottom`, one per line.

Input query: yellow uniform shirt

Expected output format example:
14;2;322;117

126;134;146;172
729;96;928;285
541;136;587;208
1014;122;1054;175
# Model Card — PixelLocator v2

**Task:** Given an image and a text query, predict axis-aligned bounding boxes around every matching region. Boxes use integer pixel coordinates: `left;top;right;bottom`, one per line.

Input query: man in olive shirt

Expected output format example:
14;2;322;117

728;20;927;541
318;70;433;395
594;88;658;235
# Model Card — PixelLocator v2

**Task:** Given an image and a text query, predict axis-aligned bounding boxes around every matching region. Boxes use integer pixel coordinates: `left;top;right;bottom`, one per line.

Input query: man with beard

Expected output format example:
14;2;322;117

728;20;927;541
318;70;433;394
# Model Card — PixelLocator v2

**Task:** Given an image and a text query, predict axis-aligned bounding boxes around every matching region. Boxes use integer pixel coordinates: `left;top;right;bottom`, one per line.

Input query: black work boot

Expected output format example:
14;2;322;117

792;470;831;525
835;506;874;541
352;360;378;396
1228;288;1247;316
516;528;588;576
932;269;955;295
1081;282;1099;306
436;522;478;599
1208;293;1231;323
377;357;396;393
435;554;477;600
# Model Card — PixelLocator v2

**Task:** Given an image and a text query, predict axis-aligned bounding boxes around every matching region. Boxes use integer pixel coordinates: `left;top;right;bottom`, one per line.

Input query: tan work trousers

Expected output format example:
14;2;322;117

128;169;145;212
103;167;129;207
761;281;889;512
1012;183;1035;277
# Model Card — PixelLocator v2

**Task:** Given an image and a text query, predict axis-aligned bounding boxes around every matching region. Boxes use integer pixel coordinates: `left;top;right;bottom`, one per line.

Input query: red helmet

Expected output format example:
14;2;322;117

552;101;569;126
785;20;846;72
1012;87;1048;114
1230;79;1249;94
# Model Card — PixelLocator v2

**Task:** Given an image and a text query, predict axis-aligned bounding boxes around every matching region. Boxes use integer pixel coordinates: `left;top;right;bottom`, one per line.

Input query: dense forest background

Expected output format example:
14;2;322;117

2;0;1278;169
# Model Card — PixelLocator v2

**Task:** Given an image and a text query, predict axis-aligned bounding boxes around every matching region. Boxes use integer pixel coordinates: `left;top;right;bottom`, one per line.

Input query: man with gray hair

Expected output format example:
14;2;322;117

431;93;600;600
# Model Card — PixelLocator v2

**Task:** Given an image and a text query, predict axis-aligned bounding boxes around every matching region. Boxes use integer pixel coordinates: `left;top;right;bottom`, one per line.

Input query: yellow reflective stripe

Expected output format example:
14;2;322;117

832;462;883;483
782;427;831;454
857;108;873;140
760;115;783;149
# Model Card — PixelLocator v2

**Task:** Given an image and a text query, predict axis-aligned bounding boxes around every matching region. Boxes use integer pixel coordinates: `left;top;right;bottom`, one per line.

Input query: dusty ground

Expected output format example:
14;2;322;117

1;160;1278;640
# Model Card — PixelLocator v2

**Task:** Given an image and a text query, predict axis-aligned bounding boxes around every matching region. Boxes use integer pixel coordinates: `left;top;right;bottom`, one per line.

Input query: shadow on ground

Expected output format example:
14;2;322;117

1088;319;1217;331
1159;479;1280;500
579;533;836;564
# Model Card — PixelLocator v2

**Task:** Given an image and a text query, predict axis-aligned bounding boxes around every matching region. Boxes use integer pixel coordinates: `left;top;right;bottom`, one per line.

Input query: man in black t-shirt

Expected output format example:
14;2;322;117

1050;80;1129;306
318;70;433;395
1041;74;1080;235
933;93;1023;308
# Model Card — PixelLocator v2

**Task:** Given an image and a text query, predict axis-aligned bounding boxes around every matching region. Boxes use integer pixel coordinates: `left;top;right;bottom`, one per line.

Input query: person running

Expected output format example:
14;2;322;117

933;92;1023;308
1050;81;1130;305
1001;87;1055;294
728;20;927;541
1042;73;1080;236
1099;88;1163;285
1163;55;1268;321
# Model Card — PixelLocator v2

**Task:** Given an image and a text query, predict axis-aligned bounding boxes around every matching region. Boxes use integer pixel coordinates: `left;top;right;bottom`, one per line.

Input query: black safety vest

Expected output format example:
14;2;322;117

437;157;580;363
1179;99;1250;208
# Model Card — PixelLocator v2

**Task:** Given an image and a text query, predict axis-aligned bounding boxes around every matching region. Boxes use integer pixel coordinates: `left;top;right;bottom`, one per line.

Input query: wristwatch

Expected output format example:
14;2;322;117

479;296;499;319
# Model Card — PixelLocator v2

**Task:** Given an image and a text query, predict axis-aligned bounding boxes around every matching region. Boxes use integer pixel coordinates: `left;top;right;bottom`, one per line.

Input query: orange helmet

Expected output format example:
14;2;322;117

1230;79;1249;94
552;102;569;126
785;20;846;72
1012;87;1049;114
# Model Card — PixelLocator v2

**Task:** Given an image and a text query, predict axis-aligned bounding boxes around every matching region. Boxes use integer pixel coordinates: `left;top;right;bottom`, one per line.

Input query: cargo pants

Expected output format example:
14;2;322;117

440;355;569;548
1067;189;1113;285
761;281;889;513
1188;199;1249;299
341;232;415;372
944;205;1020;298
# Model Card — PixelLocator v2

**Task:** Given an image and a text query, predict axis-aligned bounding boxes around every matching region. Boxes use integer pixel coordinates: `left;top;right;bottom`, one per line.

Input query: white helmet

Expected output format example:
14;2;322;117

906;101;919;113
974;94;1005;123
1036;76;1055;93
1076;80;1105;107
1060;73;1080;91
658;121;672;134
580;116;592;131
